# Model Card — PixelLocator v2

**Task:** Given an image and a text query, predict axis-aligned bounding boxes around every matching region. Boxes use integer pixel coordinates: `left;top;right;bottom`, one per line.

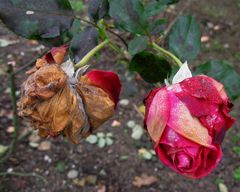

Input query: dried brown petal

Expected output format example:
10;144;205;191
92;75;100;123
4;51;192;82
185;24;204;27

35;58;48;69
77;82;115;131
19;64;67;107
19;84;88;144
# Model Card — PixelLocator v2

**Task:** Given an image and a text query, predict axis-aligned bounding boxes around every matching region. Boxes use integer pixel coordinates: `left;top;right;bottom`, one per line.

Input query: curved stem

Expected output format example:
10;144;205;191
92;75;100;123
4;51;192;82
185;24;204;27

0;171;47;183
151;43;183;67
75;39;110;69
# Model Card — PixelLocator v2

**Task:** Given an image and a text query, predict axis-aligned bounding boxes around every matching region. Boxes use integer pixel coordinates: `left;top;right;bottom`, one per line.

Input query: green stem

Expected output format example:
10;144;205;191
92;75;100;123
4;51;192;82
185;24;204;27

0;64;19;164
151;42;183;67
75;39;110;69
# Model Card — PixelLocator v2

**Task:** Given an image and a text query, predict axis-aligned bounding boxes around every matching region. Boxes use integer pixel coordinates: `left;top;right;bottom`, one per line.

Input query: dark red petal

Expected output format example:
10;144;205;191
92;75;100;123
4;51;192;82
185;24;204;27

175;91;218;117
193;145;222;179
84;70;121;106
179;75;222;104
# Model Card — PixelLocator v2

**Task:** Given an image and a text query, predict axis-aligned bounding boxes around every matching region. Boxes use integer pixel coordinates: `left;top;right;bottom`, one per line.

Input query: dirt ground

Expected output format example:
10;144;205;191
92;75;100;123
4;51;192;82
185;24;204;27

0;0;240;191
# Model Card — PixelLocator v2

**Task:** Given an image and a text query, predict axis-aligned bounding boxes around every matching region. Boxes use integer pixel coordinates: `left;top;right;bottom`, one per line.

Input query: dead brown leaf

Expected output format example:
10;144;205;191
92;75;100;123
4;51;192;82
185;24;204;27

132;174;158;188
38;141;51;151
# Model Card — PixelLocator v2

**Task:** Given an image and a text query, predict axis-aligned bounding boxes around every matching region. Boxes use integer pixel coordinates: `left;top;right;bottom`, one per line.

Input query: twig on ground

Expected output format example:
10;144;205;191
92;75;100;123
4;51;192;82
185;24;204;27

0;171;47;184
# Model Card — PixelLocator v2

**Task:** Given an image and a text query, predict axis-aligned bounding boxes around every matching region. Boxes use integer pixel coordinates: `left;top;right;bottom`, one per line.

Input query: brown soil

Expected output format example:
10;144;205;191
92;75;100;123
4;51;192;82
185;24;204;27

0;0;240;191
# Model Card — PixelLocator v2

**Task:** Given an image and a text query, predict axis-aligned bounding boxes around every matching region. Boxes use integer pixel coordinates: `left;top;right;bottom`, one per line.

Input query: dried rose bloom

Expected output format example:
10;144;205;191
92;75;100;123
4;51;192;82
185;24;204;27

18;46;121;144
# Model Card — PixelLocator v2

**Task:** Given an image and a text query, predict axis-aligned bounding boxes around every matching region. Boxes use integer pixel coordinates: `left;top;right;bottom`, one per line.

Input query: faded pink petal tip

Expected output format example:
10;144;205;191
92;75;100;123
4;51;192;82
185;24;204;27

45;45;69;64
84;70;122;106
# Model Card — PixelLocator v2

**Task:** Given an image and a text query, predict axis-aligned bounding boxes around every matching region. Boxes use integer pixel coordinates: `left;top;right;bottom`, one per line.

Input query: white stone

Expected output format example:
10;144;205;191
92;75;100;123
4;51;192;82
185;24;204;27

67;169;79;179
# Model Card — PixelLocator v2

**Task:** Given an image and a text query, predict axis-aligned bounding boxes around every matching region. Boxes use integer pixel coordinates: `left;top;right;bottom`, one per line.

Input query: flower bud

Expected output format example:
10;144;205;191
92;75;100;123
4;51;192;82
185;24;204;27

144;74;235;179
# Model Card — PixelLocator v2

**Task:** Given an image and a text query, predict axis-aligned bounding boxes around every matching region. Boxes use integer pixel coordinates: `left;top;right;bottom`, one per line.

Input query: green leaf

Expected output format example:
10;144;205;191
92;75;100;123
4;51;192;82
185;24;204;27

128;36;148;55
233;147;240;155
55;161;66;173
129;51;172;83
168;15;201;61
150;19;167;35
69;0;85;11
88;0;109;22
234;167;240;181
0;0;73;46
159;0;180;5
195;60;240;100
144;1;165;17
109;0;148;34
69;27;98;64
0;145;8;157
68;19;82;38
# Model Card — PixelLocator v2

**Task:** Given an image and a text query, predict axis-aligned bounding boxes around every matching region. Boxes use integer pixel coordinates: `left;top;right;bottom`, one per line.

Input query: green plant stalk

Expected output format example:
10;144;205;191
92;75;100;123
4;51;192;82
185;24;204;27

75;39;110;69
0;64;19;164
151;42;183;67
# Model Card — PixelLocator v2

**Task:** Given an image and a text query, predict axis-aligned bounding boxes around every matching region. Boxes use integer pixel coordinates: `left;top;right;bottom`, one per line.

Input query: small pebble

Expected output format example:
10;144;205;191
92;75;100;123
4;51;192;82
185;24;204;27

218;183;228;192
29;142;39;148
213;25;221;31
67;169;79;179
7;168;13;173
44;155;52;163
127;120;136;128
201;35;210;43
6;126;15;133
223;44;229;49
111;120;121;127
119;99;130;106
207;22;214;28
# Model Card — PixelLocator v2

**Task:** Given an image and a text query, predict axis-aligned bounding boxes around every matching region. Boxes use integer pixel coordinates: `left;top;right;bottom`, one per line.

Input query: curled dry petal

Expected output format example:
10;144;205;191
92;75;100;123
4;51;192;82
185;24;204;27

77;82;115;130
81;70;122;106
19;64;67;107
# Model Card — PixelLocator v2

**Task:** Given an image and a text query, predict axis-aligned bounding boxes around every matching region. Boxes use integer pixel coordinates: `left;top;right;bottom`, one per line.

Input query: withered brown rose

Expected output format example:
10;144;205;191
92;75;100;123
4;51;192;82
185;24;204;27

18;46;121;144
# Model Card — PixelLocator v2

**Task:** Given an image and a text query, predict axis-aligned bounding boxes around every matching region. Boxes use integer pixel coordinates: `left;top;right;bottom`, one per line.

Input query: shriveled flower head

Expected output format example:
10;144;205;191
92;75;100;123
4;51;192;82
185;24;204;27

18;46;121;144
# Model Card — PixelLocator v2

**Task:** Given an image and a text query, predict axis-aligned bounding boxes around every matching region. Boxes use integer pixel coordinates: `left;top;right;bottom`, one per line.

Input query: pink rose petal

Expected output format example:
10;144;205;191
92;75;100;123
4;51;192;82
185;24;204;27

167;92;214;149
146;88;170;143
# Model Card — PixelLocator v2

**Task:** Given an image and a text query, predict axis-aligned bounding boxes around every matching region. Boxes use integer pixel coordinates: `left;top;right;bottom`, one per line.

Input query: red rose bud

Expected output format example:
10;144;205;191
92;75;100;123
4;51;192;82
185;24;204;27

144;75;235;179
80;70;122;107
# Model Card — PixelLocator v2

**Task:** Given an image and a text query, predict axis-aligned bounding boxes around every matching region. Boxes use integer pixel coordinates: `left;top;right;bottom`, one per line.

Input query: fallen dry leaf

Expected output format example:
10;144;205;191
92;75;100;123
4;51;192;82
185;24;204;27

97;184;106;192
132;174;158;188
73;175;98;187
38;141;51;151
